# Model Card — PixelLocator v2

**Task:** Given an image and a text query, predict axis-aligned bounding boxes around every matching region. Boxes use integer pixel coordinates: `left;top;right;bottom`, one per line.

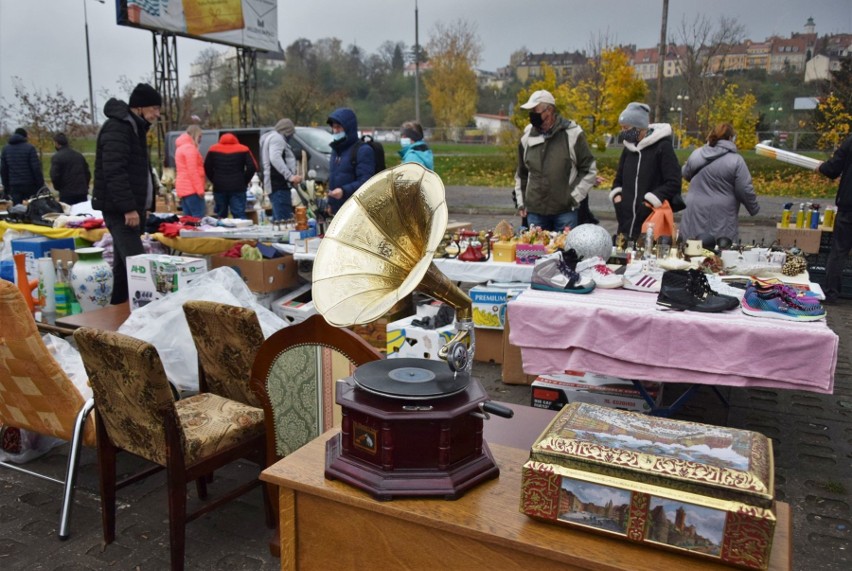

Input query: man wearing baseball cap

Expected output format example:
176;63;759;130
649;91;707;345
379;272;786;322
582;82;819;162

92;82;162;304
513;89;597;231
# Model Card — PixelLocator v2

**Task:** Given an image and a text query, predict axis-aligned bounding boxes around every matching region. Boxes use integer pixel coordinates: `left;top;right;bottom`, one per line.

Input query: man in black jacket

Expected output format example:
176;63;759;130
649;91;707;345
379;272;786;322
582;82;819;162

92;83;161;304
50;133;91;205
817;134;852;303
1;128;45;204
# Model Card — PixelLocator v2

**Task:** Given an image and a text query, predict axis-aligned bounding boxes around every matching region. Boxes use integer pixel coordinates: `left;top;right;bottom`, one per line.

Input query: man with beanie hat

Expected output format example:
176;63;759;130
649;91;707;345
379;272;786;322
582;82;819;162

50;132;91;205
513;89;598;231
1;127;45;204
260;118;302;221
398;120;433;170
92;82;161;304
610;101;682;239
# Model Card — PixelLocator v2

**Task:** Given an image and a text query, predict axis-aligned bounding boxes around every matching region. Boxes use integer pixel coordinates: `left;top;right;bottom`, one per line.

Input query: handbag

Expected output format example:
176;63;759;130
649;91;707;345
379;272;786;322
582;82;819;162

25;187;64;226
641;200;675;239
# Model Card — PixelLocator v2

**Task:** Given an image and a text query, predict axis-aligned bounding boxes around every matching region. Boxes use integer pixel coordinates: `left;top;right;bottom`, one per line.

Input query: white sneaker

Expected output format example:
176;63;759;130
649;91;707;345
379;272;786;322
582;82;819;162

622;261;664;293
576;257;622;289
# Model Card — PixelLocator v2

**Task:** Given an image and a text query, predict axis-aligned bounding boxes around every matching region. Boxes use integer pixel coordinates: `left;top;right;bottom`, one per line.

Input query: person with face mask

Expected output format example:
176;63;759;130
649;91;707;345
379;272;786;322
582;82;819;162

326;107;376;215
513;90;597;232
610;102;683;239
398;121;434;170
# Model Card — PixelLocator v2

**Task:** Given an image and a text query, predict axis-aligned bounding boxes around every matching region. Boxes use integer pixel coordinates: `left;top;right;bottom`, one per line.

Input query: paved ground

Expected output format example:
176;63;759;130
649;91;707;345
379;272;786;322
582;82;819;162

0;187;848;570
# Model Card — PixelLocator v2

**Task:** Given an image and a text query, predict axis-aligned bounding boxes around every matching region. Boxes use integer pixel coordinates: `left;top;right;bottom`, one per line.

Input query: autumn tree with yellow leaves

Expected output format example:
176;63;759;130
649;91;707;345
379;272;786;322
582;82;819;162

424;20;481;141
510;49;646;151
815;93;852;152
691;83;759;150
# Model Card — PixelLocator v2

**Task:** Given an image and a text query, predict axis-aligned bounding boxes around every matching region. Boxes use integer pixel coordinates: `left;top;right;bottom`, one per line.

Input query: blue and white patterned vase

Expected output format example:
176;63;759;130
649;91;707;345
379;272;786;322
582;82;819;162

69;247;113;311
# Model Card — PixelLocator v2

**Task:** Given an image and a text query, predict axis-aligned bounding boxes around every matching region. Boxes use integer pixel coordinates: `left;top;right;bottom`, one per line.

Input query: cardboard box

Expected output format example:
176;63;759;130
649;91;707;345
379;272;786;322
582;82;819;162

775;224;821;254
386;315;455;361
501;313;535;385
210;254;298;292
473;327;503;364
254;288;288;310
530;374;662;414
271;283;316;324
521;403;776;570
126;254;207;311
470;285;527;330
11;237;76;281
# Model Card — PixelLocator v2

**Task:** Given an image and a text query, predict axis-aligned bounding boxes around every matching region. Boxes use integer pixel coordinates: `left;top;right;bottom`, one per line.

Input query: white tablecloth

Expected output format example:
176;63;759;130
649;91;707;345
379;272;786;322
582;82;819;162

433;258;533;283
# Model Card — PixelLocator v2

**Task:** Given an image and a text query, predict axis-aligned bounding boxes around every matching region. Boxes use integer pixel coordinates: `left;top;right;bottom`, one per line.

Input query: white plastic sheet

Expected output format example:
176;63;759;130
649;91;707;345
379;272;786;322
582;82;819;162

118;266;289;392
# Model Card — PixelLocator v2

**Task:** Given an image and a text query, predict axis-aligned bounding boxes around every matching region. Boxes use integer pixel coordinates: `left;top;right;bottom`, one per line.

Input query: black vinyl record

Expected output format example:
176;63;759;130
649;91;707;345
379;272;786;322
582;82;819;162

353;358;470;400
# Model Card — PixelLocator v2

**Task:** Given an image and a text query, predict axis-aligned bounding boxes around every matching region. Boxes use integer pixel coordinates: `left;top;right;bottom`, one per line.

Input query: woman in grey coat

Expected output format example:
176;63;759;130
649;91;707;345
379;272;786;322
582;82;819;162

679;123;759;242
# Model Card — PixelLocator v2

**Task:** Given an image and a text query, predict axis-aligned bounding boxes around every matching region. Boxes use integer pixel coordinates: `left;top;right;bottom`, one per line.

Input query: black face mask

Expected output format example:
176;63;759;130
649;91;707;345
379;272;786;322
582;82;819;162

619;127;641;144
529;112;544;129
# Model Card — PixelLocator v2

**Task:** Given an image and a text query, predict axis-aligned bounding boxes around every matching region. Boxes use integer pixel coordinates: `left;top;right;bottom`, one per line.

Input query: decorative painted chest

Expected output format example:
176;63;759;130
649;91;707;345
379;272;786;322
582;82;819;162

520;403;776;570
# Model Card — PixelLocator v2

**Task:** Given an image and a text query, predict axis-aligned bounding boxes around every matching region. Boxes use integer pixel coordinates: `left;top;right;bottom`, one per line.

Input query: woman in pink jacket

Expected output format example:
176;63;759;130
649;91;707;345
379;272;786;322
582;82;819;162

174;125;207;218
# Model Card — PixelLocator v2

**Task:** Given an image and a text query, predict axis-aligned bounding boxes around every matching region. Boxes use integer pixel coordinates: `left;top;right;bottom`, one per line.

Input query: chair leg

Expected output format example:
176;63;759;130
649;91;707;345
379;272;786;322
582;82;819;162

167;466;188;571
95;414;117;545
58;398;95;540
195;476;208;500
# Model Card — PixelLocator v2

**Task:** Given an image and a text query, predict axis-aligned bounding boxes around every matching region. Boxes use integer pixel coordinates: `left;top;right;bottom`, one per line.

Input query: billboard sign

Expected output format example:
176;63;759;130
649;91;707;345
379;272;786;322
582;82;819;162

116;0;279;52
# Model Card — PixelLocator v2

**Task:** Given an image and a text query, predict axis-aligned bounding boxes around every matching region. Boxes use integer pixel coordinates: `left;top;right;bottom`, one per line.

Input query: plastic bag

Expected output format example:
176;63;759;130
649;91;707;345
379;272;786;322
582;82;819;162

42;332;92;401
641;200;675;240
118;266;289;392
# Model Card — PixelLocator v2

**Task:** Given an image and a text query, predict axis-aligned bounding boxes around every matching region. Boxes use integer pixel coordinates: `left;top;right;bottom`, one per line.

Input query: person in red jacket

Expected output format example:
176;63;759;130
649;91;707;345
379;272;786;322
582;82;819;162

174;125;206;218
203;133;256;219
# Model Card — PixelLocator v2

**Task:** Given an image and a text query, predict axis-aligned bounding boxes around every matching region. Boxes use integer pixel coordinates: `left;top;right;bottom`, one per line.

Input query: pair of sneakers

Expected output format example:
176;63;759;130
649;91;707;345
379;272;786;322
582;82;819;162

741;280;826;321
656;269;739;312
531;249;596;294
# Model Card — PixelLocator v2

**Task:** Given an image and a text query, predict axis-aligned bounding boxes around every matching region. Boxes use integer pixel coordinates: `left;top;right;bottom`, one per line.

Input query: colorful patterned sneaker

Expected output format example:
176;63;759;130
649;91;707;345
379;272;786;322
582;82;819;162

576;256;623;289
751;278;822;306
531;249;596;294
741;282;826;321
621;261;663;293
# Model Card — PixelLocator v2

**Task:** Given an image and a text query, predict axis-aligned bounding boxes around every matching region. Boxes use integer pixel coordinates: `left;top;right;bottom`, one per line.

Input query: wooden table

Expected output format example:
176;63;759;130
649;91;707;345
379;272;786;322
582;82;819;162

53;302;130;332
261;403;791;571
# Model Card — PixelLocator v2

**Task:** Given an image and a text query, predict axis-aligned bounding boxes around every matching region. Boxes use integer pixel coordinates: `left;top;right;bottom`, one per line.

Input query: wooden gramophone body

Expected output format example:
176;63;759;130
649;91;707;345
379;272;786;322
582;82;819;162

325;376;498;500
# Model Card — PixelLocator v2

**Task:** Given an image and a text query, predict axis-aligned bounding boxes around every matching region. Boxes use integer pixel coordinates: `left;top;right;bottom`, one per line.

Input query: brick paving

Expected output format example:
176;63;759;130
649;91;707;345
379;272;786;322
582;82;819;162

0;187;848;570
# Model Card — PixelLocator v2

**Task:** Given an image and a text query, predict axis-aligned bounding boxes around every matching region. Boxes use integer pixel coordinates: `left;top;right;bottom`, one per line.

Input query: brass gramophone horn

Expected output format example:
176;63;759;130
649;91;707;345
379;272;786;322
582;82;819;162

312;163;474;370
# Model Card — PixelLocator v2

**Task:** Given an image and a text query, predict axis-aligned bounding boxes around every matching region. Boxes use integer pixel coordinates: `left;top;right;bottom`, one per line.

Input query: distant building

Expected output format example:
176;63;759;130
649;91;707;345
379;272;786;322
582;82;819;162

473;113;512;135
514;51;587;83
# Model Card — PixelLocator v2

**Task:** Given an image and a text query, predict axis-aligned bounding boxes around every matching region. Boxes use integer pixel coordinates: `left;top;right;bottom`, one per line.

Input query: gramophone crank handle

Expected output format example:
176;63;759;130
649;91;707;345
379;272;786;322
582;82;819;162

480;401;514;419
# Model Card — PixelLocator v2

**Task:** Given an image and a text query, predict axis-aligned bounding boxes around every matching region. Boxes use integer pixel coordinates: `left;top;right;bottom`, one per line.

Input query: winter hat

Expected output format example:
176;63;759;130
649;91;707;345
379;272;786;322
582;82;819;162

14;128;27;138
275;118;295;137
520;89;556;109
128;83;162;108
619;102;650;130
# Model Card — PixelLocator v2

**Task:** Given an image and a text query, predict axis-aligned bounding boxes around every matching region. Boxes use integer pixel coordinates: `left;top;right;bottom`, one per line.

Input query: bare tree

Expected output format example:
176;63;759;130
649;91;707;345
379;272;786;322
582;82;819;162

11;78;92;152
192;47;224;102
672;15;746;132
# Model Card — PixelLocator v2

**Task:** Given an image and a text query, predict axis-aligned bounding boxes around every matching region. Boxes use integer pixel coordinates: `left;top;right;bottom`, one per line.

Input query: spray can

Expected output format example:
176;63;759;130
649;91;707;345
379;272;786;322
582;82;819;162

781;203;792;228
795;203;805;228
824;205;836;229
810;204;820;229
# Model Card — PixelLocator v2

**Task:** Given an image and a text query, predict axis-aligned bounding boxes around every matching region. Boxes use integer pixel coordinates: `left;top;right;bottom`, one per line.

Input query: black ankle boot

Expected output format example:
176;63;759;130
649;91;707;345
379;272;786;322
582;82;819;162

686;269;740;310
656;270;730;312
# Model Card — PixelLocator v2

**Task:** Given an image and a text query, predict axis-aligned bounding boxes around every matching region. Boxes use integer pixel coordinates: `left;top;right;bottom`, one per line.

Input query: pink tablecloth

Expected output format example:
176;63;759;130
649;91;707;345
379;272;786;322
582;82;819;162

508;288;838;394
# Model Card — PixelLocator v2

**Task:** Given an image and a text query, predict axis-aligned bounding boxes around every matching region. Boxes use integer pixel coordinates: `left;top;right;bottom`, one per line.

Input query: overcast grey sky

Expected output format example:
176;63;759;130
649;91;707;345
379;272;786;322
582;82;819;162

1;0;850;122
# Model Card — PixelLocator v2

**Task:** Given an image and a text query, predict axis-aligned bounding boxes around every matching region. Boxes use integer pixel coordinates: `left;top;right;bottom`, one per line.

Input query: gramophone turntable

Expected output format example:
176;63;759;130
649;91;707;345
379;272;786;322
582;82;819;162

312;163;513;500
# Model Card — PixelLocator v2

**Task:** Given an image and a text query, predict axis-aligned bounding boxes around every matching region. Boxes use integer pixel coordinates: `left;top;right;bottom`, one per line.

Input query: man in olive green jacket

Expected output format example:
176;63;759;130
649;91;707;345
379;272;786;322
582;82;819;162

513;90;597;231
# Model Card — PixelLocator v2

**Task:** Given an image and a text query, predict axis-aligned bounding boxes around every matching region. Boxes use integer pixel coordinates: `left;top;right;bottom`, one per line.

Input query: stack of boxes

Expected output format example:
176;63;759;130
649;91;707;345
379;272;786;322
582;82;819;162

530;371;662;413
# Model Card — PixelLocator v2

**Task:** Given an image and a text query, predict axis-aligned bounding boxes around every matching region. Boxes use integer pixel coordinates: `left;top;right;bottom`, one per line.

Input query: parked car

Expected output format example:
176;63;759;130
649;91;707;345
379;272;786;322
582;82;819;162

163;126;333;183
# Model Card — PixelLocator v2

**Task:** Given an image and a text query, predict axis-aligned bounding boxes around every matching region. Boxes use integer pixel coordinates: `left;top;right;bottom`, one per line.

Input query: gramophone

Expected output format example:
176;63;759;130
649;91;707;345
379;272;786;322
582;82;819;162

313;163;513;500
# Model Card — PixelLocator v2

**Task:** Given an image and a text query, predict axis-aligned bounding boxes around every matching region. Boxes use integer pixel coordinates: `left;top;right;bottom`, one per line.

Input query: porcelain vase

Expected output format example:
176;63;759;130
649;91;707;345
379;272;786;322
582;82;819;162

69;247;113;311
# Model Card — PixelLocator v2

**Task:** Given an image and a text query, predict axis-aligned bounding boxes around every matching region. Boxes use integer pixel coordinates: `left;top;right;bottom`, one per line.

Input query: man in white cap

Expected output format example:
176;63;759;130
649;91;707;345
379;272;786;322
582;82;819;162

610;101;682;239
513;89;597;231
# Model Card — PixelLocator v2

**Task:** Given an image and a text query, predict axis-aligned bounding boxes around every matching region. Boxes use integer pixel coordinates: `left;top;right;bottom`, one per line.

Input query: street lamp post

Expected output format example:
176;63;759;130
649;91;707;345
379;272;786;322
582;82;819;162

669;93;688;149
414;0;420;123
83;0;105;128
769;103;783;132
